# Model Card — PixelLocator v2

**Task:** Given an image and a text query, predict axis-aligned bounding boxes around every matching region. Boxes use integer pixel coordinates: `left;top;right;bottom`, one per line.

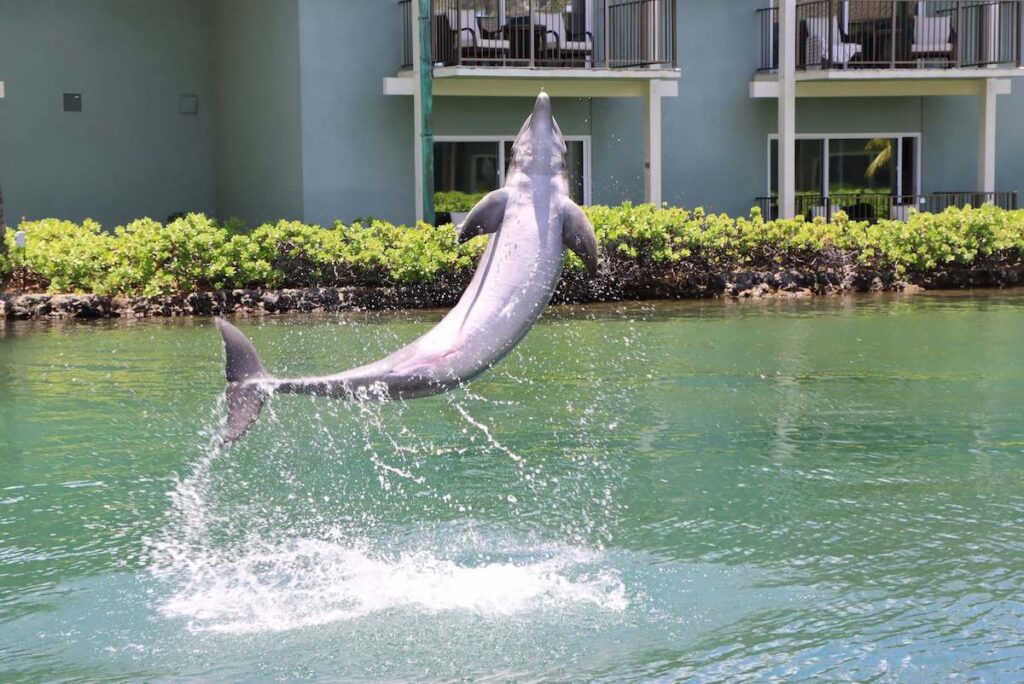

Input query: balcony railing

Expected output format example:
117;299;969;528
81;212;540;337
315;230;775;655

757;0;1023;71
400;0;677;70
755;191;1019;221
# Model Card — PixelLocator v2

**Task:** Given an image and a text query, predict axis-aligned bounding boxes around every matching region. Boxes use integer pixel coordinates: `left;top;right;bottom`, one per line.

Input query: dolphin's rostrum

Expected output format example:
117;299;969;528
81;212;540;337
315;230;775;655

216;92;598;445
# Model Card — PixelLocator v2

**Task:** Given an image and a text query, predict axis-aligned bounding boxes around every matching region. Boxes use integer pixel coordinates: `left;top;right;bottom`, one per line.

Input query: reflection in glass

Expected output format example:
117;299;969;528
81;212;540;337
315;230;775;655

829;138;897;195
434;142;500;194
769;139;825;197
504;139;586;205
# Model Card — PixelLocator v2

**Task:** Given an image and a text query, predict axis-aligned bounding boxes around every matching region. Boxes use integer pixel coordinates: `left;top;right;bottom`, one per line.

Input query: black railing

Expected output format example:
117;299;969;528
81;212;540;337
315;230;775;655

757;0;1023;71
756;191;1019;221
400;0;414;69
400;0;677;69
757;7;780;71
607;0;678;68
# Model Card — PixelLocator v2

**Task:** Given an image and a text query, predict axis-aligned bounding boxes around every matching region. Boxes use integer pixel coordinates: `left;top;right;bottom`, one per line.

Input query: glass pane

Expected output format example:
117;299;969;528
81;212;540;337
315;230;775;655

769;139;825;196
828;138;897;196
434;142;500;195
504;140;586;205
901;137;916;197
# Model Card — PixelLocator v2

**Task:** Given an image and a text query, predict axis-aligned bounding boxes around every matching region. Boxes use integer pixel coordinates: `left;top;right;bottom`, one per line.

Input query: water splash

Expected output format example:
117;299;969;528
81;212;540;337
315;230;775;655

153;531;626;634
148;393;628;634
146;320;637;635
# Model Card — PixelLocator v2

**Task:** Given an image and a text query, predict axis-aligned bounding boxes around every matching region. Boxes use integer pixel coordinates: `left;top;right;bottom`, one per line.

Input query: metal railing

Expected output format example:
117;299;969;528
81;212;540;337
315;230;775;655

400;0;414;68
755;191;1019;221
757;0;1023;71
399;0;677;70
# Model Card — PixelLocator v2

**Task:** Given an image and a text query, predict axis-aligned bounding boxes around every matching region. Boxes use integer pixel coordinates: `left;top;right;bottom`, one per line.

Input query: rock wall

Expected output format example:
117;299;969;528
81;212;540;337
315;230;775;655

3;259;1023;320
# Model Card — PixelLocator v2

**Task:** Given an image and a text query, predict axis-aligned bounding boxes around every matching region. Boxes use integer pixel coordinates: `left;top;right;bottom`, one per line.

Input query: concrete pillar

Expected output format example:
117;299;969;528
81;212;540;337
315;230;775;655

777;0;797;218
644;80;663;206
978;79;998;194
412;0;424;222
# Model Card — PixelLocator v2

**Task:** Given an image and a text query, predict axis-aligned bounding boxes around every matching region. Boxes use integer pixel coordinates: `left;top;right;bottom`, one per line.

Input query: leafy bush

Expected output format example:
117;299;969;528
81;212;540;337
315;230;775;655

3;203;1024;296
103;214;235;296
434;191;486;213
3;219;112;292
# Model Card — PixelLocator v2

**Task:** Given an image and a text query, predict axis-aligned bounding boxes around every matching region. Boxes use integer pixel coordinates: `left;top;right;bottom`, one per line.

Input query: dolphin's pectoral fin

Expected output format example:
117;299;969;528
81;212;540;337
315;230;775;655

457;189;509;243
561;199;599;277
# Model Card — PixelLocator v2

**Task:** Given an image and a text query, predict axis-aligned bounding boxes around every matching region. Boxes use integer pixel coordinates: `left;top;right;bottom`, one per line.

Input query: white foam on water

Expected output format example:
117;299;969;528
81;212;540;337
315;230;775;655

148;395;628;636
154;537;627;634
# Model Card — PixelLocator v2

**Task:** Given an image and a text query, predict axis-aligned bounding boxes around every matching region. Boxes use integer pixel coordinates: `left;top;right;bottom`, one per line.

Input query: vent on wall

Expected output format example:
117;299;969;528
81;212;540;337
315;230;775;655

179;94;198;115
63;93;82;112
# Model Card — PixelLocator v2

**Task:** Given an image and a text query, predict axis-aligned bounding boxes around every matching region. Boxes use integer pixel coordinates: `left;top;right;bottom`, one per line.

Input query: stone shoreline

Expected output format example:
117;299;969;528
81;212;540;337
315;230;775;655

3;261;1023;320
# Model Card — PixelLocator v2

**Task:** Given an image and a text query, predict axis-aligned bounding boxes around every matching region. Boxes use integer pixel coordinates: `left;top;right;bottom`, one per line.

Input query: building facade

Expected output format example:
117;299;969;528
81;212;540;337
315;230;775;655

0;0;1021;229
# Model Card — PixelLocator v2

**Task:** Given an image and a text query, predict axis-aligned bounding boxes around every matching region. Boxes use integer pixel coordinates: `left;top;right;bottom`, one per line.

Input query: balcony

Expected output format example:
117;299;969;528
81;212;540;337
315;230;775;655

400;0;677;72
755;191;1019;222
757;0;1022;74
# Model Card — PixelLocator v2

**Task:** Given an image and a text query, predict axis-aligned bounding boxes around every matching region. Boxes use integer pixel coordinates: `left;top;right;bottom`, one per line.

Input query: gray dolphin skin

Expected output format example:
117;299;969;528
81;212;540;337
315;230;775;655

216;92;598;445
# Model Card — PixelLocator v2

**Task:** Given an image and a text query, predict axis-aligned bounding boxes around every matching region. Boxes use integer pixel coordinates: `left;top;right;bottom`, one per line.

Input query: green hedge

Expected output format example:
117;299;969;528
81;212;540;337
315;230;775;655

434;191;487;213
3;203;1024;296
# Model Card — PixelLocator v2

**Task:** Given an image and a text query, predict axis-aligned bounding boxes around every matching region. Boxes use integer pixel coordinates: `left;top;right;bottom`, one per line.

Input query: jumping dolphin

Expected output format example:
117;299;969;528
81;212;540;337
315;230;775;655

216;92;598;445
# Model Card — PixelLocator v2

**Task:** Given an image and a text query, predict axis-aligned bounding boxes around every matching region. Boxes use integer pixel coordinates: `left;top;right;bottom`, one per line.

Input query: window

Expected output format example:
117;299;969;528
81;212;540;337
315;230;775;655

769;134;920;200
434;142;500;195
435;136;591;205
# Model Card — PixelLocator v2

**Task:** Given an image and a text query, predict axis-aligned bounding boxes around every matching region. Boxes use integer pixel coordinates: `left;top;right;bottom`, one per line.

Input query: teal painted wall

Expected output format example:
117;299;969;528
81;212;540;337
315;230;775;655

213;0;304;226
999;88;1024;201
0;0;1021;227
297;0;414;226
0;0;215;227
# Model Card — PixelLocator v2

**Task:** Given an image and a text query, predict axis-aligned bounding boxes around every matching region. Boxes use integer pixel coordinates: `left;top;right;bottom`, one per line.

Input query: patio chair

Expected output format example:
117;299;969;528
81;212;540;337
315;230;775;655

530;11;593;64
804;16;862;68
434;9;510;64
911;15;954;62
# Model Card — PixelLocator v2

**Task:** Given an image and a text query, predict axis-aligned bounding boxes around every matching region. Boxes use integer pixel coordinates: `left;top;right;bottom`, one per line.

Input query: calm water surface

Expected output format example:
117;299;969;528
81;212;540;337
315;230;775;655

1;293;1023;682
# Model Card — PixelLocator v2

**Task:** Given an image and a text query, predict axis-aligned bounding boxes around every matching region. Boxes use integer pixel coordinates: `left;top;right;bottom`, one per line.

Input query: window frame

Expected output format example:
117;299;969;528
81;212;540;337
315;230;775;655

767;132;923;199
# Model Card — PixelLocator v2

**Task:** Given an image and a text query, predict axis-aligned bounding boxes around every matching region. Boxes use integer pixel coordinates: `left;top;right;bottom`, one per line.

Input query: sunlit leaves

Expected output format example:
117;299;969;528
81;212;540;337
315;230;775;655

4;204;1024;295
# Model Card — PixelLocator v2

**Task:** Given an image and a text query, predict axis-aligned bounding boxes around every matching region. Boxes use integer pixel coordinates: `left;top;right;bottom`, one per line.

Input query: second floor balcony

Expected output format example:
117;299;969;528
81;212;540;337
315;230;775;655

400;0;677;72
757;0;1023;74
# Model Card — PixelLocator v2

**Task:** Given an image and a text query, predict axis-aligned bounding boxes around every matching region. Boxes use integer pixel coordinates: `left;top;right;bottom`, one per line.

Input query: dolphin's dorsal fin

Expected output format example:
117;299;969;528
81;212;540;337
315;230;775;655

457;189;509;243
560;198;599;277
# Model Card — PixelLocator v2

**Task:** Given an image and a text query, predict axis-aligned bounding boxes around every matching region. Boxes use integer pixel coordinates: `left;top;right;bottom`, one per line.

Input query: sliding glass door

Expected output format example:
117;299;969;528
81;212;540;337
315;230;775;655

503;140;586;205
770;134;920;219
435;137;590;206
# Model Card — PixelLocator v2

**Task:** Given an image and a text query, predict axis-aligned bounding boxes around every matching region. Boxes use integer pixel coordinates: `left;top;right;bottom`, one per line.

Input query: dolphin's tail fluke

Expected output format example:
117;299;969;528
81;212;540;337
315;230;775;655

215;318;270;446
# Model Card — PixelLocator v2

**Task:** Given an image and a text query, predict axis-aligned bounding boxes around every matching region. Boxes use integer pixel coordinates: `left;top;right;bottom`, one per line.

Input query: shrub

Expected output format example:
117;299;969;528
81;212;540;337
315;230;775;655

3;204;1024;296
3;219;112;292
434;191;487;213
103;214;234;296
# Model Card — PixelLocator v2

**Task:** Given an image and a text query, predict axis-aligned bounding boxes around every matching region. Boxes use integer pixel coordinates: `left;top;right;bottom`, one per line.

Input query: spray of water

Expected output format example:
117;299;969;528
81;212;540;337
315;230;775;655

146;318;637;634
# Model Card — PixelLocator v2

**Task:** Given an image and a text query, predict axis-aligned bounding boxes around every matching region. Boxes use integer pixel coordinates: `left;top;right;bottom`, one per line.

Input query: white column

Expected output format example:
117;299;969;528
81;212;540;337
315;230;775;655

978;79;998;194
412;0;425;222
644;80;663;206
778;0;797;218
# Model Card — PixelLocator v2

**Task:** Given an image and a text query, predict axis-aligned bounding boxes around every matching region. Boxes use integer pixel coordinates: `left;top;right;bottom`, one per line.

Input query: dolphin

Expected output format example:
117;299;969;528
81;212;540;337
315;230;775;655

215;92;598;445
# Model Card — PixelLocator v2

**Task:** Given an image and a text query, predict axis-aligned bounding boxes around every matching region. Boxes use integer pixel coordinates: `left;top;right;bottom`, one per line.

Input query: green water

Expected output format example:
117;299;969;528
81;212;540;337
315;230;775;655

2;294;1024;682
